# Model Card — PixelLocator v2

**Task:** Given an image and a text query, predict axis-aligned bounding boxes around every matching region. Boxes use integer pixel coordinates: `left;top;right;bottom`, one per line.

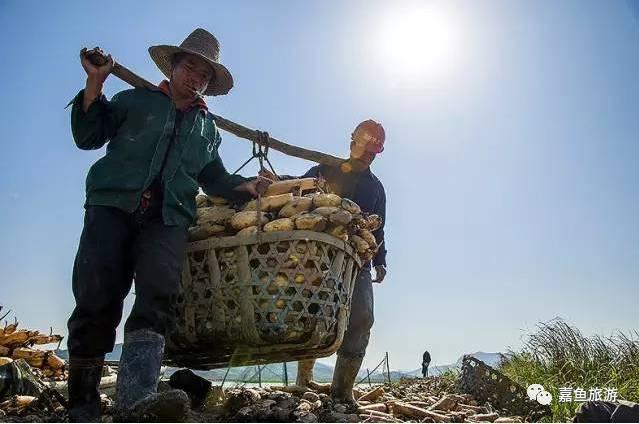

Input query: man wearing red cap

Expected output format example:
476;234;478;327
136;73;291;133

268;120;387;403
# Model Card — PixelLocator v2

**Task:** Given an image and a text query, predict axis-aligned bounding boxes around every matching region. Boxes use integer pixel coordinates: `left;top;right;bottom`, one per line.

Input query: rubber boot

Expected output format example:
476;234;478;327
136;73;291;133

296;359;315;388
330;355;364;405
67;356;104;422
113;329;189;422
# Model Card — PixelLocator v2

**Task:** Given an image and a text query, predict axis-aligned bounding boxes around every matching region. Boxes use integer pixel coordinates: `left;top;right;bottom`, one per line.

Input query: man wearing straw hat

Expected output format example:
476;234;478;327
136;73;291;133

66;28;266;421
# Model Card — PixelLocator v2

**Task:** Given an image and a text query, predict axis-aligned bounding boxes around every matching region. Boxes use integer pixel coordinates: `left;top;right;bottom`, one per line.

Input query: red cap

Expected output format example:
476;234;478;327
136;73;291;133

353;120;385;154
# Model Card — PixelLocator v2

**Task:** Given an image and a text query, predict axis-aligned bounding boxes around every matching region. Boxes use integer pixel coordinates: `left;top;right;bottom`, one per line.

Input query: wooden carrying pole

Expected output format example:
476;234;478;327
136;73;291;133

85;48;345;167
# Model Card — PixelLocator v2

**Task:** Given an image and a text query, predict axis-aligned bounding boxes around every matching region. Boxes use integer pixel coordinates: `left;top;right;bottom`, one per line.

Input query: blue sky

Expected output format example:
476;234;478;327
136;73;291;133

1;0;638;371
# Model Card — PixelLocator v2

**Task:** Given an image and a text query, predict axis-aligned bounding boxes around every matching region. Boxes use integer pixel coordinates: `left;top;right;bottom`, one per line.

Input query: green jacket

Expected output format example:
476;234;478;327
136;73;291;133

70;87;250;227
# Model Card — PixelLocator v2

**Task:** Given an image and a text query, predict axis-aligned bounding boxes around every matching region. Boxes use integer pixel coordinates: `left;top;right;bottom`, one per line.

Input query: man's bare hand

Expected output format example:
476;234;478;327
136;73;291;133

235;176;272;197
373;265;387;283
80;47;114;84
80;48;114;112
258;169;279;182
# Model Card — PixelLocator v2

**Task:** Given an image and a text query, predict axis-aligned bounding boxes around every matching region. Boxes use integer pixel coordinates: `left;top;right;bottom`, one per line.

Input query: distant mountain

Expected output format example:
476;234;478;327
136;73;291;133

167;360;336;384
56;344;333;383
56;344;122;362
166;351;509;383
56;346;507;384
379;351;509;380
388;364;456;379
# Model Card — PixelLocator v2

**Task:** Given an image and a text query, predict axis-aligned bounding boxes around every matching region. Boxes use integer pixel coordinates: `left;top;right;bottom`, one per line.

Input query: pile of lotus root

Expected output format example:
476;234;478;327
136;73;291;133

189;178;382;262
196;377;525;423
0;307;66;381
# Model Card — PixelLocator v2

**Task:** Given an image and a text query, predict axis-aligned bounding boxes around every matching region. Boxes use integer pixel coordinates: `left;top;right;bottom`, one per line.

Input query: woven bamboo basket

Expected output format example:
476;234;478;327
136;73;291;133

164;230;362;369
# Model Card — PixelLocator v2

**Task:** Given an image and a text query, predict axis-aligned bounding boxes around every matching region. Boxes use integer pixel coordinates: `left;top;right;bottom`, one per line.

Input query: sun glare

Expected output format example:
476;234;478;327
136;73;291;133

379;6;459;81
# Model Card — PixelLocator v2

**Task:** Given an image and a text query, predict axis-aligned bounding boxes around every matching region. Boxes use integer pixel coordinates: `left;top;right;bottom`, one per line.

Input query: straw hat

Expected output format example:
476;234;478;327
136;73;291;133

148;28;233;96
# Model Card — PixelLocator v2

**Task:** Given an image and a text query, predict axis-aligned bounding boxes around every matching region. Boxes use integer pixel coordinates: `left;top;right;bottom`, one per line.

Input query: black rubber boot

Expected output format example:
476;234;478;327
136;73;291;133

67;356;104;422
113;329;189;422
330;355;364;405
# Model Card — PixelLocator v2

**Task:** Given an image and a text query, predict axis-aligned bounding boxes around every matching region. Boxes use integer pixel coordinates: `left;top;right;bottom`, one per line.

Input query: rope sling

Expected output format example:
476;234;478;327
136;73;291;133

232;130;279;244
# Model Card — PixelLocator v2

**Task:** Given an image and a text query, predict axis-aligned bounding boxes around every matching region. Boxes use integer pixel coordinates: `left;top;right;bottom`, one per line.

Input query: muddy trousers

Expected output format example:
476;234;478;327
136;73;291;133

337;266;375;359
67;205;188;358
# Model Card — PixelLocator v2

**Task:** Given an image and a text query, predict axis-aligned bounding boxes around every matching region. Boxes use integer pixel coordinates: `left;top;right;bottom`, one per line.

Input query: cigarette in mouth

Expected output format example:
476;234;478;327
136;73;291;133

191;86;205;99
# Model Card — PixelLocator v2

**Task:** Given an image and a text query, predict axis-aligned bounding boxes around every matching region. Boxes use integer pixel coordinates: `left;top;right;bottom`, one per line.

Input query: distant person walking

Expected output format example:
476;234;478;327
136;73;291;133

422;350;431;378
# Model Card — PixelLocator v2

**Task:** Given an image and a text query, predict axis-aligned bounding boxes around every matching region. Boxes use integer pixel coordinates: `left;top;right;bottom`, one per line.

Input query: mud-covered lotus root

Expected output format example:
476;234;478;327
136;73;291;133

237;226;258;237
264;218;295;233
243;193;294;212
351;215;367;228
278;196;313;218
312;206;340;217
366;214;383;232
349;234;370;253
340;198;361;215
230;211;269;230
357;229;377;248
326;224;348;241
312;193;342;208
359;250;375;262
329;209;353;226
196;206;236;225
294;213;327;232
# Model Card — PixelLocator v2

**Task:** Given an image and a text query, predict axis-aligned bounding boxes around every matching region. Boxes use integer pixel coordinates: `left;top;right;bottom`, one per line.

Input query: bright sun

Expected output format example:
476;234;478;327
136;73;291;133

379;5;459;81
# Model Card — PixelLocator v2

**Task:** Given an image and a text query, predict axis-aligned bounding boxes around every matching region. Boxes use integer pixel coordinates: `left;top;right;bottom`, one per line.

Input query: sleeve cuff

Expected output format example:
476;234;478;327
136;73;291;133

68;89;106;119
212;174;252;201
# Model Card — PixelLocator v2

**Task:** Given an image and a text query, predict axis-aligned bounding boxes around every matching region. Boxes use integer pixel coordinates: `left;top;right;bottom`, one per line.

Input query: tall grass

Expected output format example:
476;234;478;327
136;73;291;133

500;318;639;422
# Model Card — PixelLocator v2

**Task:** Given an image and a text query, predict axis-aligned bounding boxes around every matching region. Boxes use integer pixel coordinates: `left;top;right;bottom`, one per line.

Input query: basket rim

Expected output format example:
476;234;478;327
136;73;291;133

186;230;362;267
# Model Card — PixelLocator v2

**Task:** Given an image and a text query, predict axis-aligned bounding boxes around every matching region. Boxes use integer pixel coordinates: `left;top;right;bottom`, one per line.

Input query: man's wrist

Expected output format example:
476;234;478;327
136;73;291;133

86;74;104;87
233;179;250;191
83;78;104;111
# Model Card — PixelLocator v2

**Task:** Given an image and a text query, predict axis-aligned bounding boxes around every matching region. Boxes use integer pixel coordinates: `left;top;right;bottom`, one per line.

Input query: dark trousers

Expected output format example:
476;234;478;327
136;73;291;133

422;362;430;377
67;205;188;358
337;267;375;359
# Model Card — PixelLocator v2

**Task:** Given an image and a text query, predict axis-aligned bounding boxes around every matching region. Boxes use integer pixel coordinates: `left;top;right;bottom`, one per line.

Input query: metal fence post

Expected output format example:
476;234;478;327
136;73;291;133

385;352;392;384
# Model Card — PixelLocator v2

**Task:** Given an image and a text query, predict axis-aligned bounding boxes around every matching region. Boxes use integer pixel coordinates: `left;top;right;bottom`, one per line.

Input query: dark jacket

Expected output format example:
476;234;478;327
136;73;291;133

69;87;249;227
299;164;387;268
